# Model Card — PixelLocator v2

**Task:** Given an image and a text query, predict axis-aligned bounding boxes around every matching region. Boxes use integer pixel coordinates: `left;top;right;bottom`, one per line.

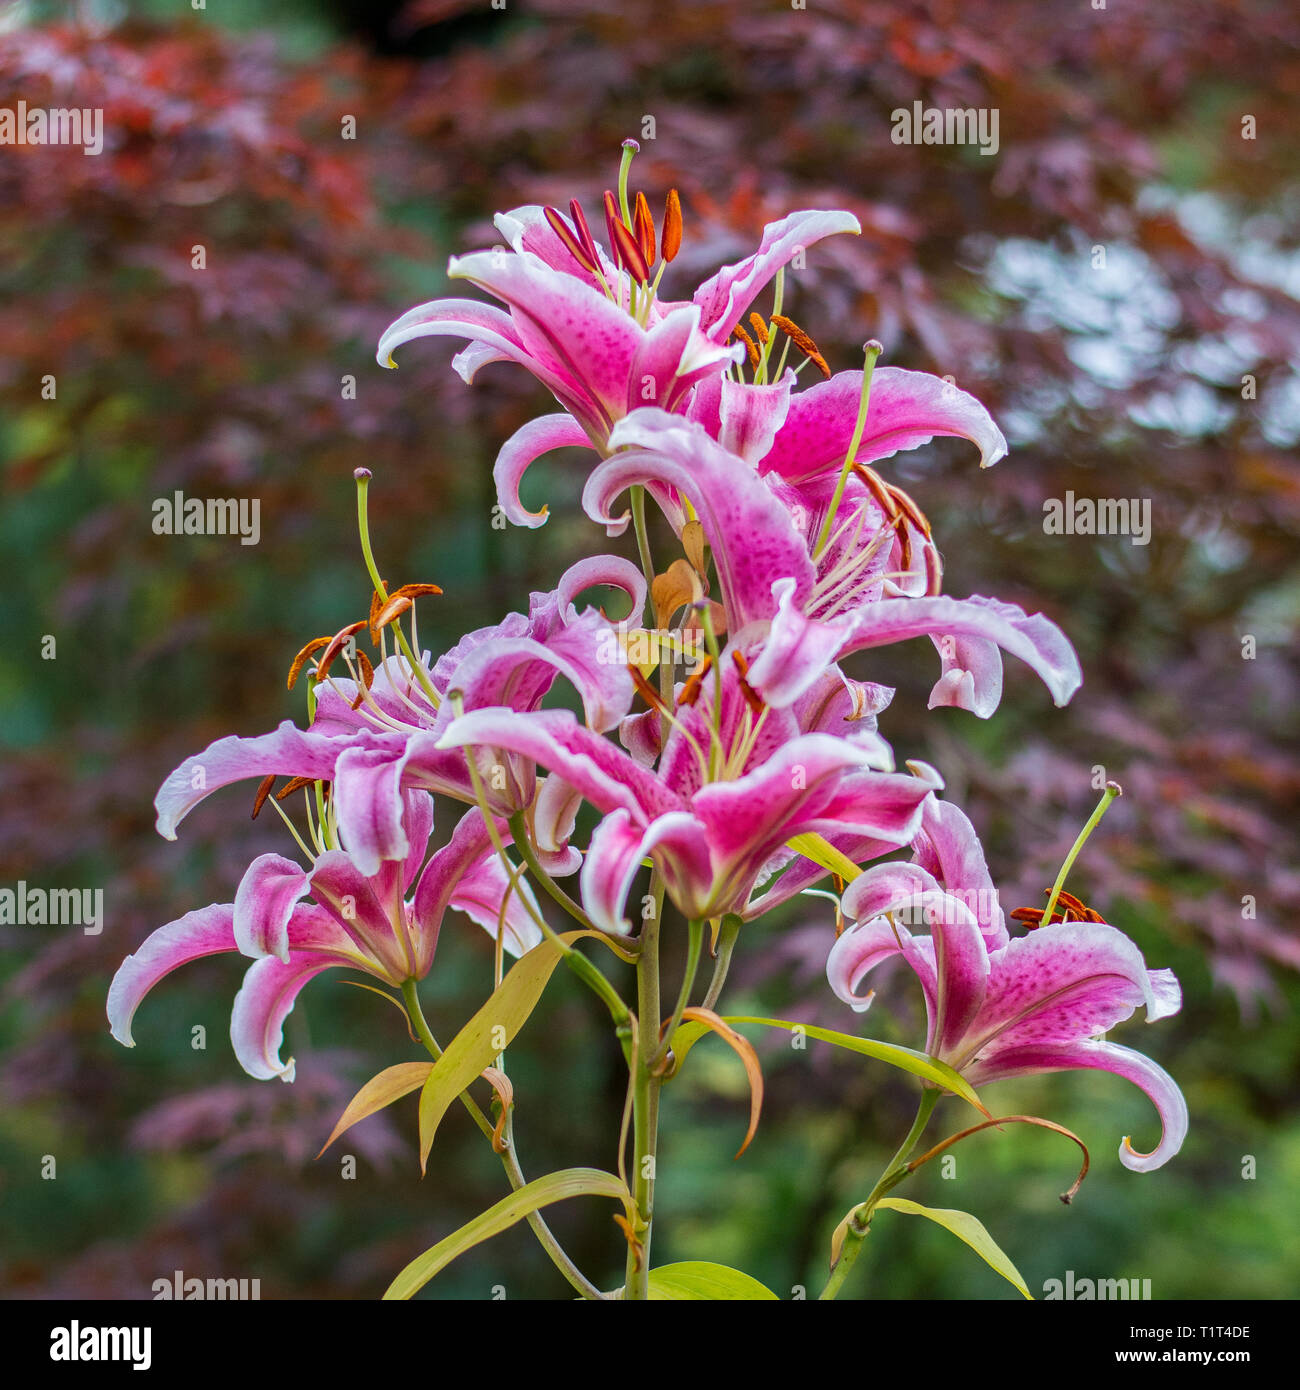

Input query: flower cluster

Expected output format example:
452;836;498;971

109;145;1185;1297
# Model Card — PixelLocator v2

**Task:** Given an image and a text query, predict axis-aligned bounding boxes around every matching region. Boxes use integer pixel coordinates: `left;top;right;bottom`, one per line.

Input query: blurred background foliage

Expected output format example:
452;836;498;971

0;0;1297;1299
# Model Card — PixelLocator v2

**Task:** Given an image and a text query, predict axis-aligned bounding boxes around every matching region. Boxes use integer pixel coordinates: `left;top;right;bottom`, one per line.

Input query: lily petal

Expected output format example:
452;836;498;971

826;913;939;1018
745;576;852;708
957;921;1179;1063
760;367;1008;483
967;1039;1187;1172
597;409;814;628
911;799;1008;949
493;413;593;528
580;807;651;935
927;633;1004;719
687;369;796;466
450;849;546;958
436;707;682;822
830;594;1083;712
628;303;744;417
692;209;862;342
556;554;648;629
230;948;340;1082
233;853;307;962
107;903;238;1047
155;722;397;841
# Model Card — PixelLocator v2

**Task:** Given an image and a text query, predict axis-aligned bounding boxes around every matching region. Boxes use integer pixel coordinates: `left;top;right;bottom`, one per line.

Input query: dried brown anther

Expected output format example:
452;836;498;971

287;636;330;691
730;649;765;715
676;654;714;707
731;323;761;371
251;774;276;820
770;313;831;378
661;189;682;262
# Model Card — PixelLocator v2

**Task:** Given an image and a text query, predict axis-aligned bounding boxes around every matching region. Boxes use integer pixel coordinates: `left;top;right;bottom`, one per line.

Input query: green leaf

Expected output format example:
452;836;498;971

875;1197;1033;1299
317;1060;433;1159
417;930;598;1171
384;1168;631;1300
646;1262;779;1300
671;1014;987;1116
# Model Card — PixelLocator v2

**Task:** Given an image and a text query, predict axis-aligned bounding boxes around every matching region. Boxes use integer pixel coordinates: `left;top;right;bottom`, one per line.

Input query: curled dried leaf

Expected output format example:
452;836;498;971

676;1007;764;1158
681;519;708;577
651;557;702;629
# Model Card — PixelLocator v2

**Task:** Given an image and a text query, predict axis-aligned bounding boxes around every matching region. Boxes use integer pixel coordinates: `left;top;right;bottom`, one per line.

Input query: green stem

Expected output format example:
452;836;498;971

630;485;655;591
700;915;741;1012
813;341;882;558
819;1088;939;1300
652;916;704;1068
624;907;662;1299
503;811;633;1028
1041;781;1122;926
509;811;621;943
400;978;605;1301
354;470;441;710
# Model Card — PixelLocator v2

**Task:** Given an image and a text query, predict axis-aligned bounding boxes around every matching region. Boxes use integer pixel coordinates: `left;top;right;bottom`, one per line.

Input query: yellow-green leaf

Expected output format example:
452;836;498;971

786;831;865;882
384;1167;631;1300
316;1060;433;1159
646;1262;778;1300
875;1197;1033;1299
417;930;597;1171
673;1014;987;1117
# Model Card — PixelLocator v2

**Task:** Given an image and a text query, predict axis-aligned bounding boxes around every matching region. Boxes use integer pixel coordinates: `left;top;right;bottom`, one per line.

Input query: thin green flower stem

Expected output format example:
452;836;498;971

697;602;725;772
507;812;595;933
700;914;742;1012
450;745;628;1031
267;793;316;865
399;978;605;1301
630;484;656;596
354;471;441;710
624;905;663;1300
756;266;785;383
819;1087;940;1300
507;810;641;962
617;140;636;230
652;916;704;1069
1041;781;1122;926
813;340;883;558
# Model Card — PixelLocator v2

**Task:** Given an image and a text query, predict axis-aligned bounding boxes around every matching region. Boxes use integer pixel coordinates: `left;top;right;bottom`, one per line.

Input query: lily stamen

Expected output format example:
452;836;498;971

731;323;760;372
661;188;682;262
770;314;831;379
633;190;656;268
730;649;766;717
677;654;713;707
287;635;330;691
251;774;276;820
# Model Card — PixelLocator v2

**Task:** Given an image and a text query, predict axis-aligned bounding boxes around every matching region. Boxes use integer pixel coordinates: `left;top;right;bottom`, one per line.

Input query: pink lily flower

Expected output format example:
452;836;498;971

585;407;1081;716
826;799;1188;1171
376;194;860;524
108;798;541;1081
152;556;643;876
435;660;934;933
